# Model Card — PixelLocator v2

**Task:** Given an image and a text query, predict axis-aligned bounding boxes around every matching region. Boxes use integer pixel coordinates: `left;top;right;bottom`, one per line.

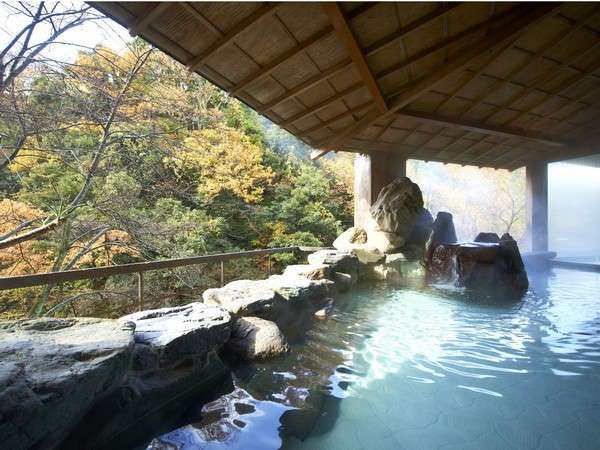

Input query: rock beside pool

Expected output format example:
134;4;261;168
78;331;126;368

63;304;235;450
0;318;134;450
264;274;333;304
203;279;285;320
227;317;289;360
369;177;424;236
333;271;354;292
283;263;333;280
120;303;231;369
332;226;367;251
308;249;359;279
425;233;528;293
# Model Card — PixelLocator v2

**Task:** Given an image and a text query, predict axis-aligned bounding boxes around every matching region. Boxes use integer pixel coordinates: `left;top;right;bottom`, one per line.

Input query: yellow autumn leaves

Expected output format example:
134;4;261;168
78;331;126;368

167;127;274;203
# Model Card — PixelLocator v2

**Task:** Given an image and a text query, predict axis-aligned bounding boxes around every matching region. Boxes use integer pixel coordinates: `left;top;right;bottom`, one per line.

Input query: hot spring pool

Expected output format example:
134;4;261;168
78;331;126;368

149;268;600;450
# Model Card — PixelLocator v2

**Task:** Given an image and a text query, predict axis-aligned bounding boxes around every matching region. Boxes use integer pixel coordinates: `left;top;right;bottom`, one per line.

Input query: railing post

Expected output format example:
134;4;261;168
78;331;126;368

220;261;224;287
137;272;144;311
267;254;271;276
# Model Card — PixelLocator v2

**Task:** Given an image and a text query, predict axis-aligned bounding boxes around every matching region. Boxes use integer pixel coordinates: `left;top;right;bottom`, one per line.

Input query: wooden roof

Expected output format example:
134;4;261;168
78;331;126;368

90;2;600;170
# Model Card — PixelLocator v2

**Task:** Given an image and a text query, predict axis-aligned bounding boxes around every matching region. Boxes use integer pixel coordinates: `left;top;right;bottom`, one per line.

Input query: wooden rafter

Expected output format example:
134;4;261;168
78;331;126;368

312;4;562;160
230;2;379;98
322;2;387;113
129;2;170;36
260;3;459;116
187;3;280;72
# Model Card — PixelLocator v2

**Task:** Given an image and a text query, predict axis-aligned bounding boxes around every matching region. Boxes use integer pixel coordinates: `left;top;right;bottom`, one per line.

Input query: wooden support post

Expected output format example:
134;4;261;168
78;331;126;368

526;162;549;253
137;272;144;311
267;255;272;276
220;261;225;287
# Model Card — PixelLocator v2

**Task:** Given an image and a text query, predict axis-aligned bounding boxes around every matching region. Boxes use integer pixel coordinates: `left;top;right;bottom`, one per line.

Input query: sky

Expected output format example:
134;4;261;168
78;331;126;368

0;1;130;63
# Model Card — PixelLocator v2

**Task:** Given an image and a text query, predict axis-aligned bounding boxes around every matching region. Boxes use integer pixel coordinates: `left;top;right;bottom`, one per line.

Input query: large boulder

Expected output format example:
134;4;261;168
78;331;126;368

307;250;359;279
369;177;424;236
227;317;289;360
203;280;285;320
332;226;367;251
0;318;134;450
428;211;457;246
63;304;234;450
120;303;231;369
425;233;528;294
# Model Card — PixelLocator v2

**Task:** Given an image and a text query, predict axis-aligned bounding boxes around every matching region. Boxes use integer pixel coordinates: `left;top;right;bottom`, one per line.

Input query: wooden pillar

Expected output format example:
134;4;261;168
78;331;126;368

354;153;407;227
526;162;549;253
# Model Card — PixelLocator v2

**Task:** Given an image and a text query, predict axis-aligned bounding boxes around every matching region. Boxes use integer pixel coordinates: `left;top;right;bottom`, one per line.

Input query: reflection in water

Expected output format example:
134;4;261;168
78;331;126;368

148;269;600;450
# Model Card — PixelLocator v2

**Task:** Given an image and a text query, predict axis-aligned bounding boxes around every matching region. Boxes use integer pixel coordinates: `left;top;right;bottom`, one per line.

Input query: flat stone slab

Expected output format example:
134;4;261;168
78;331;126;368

121;303;231;368
0;318;134;450
203;279;285;319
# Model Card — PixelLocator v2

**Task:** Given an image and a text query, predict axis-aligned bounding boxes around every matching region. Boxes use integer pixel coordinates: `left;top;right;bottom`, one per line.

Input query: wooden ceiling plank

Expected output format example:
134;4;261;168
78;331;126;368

363;3;462;58
375;7;524;82
281;82;364;127
187;2;280;72
313;4;562;159
129;2;171;36
459;9;597;120
396;110;569;148
179;2;223;36
260;3;461;116
258;58;351;113
231;26;334;96
504;56;600;127
299;101;372;137
322;2;387;113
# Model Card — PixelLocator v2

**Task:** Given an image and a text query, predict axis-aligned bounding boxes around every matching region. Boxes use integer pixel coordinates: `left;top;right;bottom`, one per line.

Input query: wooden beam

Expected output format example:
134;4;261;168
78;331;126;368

129;2;170;36
312;4;561;160
231;2;379;98
260;3;457;116
322;2;387;113
187;3;280;72
396;110;569;148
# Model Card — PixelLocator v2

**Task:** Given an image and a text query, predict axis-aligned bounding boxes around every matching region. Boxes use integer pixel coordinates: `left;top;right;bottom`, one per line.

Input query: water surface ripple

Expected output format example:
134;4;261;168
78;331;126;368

150;268;600;450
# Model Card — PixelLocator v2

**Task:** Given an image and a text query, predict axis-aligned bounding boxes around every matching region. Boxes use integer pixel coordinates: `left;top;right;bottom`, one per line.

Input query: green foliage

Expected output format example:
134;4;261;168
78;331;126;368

0;42;353;319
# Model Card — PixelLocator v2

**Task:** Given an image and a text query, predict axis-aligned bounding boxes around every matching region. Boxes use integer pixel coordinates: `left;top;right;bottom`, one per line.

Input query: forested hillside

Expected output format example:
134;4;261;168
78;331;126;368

0;11;352;319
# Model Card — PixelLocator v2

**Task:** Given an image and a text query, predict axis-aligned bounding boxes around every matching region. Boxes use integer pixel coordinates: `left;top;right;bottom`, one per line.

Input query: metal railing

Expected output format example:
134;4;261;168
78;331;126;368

0;246;324;312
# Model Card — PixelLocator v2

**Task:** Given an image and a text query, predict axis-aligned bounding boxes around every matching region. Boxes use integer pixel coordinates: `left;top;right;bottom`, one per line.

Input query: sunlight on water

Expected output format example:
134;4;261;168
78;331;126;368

149;269;600;450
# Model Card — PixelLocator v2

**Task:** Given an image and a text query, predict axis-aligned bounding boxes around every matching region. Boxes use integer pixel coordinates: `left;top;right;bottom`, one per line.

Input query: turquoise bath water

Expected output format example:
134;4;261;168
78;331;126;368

149;268;600;450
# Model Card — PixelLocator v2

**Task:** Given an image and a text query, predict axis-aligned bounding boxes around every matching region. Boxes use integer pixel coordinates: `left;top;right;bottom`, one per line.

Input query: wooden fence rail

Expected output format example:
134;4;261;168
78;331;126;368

0;246;325;312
